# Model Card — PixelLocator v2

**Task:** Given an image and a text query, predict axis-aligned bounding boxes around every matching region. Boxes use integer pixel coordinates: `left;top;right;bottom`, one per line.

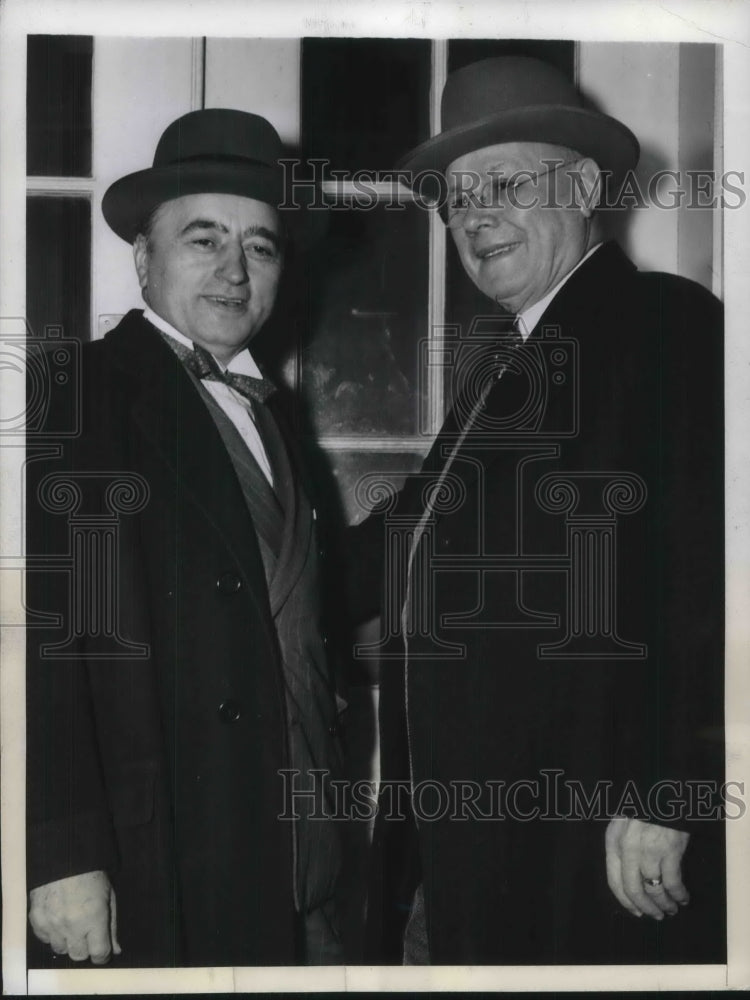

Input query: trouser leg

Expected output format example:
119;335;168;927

300;898;344;965
402;883;429;965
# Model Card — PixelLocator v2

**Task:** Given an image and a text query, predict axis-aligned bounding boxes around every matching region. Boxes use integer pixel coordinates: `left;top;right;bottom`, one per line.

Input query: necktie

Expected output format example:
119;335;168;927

487;314;523;382
171;338;277;404
401;312;523;724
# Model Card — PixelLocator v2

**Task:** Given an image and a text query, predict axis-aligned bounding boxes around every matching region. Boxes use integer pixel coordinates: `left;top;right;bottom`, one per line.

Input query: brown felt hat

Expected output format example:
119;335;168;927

398;56;639;192
102;108;325;246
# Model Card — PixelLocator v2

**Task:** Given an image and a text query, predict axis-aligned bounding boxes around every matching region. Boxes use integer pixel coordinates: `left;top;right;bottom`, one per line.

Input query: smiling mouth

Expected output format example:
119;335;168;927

204;295;248;309
475;242;521;260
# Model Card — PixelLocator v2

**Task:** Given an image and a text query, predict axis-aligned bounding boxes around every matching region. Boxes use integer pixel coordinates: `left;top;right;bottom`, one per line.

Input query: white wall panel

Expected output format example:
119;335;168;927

579;42;681;276
677;42;718;292
578;41;719;291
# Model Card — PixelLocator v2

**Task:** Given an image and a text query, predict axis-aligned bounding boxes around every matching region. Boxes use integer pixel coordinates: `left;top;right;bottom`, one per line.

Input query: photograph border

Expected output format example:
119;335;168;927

2;0;748;993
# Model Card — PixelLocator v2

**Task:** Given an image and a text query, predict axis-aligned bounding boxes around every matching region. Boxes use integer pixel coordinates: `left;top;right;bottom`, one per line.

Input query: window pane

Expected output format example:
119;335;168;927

302;38;431;176
297;203;430;438
26;197;91;340
27;35;93;177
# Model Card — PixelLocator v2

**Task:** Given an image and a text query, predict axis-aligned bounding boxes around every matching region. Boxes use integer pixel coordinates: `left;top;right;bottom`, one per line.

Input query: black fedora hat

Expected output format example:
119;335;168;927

399;56;639;192
102;108;325;246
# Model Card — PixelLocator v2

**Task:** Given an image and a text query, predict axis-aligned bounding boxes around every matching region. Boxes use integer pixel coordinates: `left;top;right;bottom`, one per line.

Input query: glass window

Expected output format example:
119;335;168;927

27;35;93;177
301;38;431;176
298;38;434;523
299;203;429;439
26;197;91;340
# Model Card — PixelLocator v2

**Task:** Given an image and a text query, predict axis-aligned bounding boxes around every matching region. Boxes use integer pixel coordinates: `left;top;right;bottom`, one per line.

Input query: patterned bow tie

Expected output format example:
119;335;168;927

167;336;277;404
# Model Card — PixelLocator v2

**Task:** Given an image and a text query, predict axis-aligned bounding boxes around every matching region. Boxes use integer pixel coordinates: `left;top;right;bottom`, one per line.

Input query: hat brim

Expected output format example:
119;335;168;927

398;105;640;199
102;159;327;249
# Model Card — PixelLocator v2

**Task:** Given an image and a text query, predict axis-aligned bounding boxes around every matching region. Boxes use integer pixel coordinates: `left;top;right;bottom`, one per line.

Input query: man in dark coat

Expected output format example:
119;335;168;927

26;109;343;967
359;57;725;964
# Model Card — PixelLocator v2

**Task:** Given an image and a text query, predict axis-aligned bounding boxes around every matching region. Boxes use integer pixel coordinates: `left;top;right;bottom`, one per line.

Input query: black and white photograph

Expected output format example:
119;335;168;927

1;0;748;993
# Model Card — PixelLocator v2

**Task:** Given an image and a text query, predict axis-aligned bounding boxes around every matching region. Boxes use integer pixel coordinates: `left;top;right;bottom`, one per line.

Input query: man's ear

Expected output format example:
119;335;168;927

575;158;602;218
133;235;150;302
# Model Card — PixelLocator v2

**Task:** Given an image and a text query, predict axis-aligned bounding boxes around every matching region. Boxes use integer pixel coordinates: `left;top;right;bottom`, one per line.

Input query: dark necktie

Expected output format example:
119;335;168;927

402;312;523;644
488;313;523;382
168;337;277;404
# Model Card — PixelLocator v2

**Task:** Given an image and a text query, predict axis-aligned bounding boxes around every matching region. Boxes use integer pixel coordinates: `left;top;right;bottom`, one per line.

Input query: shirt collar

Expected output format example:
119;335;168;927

143;306;264;378
517;242;603;340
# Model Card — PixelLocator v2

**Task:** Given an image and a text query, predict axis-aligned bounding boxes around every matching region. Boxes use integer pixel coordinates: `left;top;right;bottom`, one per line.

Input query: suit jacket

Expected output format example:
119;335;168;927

26;310;342;966
360;242;725;964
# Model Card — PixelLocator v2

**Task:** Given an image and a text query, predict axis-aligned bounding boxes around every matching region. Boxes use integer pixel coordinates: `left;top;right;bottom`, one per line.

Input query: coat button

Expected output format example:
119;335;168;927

328;719;343;738
218;700;241;723
216;572;242;594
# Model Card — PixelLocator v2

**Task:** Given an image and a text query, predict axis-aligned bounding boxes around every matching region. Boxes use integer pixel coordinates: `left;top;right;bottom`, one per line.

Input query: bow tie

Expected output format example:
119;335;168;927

169;337;277;404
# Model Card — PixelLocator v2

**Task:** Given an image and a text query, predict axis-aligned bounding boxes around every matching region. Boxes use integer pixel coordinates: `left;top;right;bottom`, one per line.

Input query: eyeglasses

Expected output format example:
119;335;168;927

446;159;579;228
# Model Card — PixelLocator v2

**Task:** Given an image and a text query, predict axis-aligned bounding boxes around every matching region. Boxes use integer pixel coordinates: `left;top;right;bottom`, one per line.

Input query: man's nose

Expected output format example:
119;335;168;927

460;201;499;234
216;243;249;284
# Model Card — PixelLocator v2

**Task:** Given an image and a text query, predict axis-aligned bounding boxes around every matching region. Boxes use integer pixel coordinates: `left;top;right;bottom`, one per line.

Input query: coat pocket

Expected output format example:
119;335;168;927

108;762;156;827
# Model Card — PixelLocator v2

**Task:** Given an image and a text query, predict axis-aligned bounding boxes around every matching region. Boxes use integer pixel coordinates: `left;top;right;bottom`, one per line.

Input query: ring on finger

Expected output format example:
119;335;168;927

643;876;663;888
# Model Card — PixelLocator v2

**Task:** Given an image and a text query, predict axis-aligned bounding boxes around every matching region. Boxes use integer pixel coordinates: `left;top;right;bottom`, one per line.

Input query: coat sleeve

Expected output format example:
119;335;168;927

26;348;118;888
657;280;724;799
614;276;725;830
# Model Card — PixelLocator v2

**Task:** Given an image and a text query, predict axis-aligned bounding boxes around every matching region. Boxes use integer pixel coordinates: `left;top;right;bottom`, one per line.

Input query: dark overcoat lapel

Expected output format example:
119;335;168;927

113;315;276;617
261;396;313;617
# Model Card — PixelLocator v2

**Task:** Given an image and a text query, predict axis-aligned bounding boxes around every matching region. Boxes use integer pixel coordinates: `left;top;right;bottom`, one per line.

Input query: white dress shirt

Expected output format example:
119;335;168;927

143;307;274;486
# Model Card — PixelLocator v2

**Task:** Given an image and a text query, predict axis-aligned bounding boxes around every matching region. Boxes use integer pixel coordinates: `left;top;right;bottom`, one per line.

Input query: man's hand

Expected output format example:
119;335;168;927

29;870;121;964
605;817;690;919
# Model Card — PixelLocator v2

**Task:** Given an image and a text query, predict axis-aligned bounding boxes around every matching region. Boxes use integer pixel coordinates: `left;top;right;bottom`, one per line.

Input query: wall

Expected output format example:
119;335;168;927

578;41;718;290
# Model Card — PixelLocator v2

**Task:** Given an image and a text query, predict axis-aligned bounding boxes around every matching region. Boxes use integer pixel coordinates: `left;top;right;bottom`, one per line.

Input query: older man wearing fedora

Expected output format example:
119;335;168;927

359;56;725;964
26;109;343;967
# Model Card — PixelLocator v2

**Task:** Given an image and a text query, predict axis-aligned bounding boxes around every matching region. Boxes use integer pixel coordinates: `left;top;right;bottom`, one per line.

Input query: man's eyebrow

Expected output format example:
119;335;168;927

180;218;229;237
447;162;516;196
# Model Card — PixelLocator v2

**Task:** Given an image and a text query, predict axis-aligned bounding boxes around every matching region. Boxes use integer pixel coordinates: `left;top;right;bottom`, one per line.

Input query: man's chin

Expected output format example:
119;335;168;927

480;283;520;311
193;331;256;360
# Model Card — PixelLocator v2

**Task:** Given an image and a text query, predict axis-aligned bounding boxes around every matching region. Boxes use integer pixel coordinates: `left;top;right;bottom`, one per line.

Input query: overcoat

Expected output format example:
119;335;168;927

361;242;726;964
26;311;342;967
